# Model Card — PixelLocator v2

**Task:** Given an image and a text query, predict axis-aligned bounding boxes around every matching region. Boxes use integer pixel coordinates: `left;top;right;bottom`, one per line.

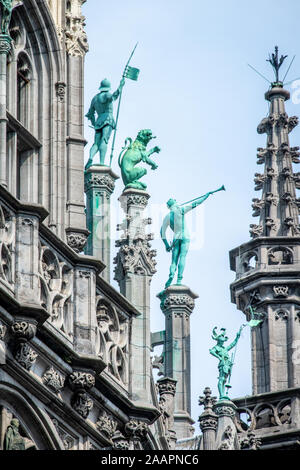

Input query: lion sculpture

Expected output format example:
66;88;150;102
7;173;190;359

118;129;161;190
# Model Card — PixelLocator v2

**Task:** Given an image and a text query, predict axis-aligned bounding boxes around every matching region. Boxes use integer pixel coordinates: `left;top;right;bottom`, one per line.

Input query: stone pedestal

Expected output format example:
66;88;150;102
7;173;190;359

158;285;198;439
214;400;239;450
84;166;119;282
0;35;12;189
114;189;157;403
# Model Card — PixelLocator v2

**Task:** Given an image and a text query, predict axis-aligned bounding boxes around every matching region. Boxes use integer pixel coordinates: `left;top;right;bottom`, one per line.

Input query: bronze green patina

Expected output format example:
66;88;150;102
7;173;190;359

209;325;244;401
161;186;225;288
0;0;13;34
85;78;125;168
85;44;140;169
4;419;26;450
247;305;264;328
118;129;160;190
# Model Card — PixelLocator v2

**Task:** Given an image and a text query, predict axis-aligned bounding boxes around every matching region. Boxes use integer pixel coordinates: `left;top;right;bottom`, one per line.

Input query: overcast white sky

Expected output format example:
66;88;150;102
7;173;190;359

83;0;300;427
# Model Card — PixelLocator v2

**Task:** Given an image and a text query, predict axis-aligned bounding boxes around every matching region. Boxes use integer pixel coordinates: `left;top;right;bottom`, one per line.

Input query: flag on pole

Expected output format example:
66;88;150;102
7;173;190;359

124;65;140;81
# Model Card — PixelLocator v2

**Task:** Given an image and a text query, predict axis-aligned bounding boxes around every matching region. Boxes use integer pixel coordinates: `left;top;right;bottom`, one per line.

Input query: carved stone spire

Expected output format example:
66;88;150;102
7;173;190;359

114;188;157;403
252;72;300;238
230;50;300;396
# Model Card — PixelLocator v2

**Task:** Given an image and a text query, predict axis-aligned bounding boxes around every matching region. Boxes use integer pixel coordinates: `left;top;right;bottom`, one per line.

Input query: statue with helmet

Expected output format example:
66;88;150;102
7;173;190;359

85;78;125;168
210;325;244;400
160;186;225;289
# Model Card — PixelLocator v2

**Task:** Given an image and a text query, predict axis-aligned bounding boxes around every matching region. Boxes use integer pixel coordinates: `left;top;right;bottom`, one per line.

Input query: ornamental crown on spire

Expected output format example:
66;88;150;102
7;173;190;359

266;46;288;85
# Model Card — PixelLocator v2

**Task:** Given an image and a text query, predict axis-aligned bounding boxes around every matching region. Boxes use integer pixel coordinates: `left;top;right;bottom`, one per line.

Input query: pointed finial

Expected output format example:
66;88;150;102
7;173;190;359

266;46;288;85
199;387;217;411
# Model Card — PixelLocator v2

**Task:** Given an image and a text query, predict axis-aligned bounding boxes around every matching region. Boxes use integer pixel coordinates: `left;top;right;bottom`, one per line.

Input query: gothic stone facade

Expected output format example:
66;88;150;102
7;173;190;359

0;0;171;451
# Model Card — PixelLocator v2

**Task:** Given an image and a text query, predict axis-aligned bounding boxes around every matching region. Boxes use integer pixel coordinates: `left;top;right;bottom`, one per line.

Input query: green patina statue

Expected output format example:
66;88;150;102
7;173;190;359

85;78;125;168
4;419;26;450
160;186;225;288
118;129;160;190
210;326;244;400
0;0;13;34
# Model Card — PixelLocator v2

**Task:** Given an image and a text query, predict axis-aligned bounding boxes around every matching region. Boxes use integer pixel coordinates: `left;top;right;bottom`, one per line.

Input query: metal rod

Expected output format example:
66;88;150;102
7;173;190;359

283;55;295;83
109;43;139;166
247;63;271;84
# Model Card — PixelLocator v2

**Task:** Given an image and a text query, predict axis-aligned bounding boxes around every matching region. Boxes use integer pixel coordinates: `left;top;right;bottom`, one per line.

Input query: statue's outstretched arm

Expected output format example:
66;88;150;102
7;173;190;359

160;214;171;251
228;328;242;351
112;78;125;101
183;192;212;214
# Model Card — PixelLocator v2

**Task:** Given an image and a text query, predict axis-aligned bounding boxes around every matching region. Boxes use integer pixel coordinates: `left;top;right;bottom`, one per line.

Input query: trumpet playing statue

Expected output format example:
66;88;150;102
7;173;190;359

160;186;225;289
85;44;140;169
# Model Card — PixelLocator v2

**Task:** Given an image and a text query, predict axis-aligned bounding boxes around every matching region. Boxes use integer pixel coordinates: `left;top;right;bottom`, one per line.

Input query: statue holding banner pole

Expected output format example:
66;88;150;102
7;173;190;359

85;43;140;169
160;186;225;289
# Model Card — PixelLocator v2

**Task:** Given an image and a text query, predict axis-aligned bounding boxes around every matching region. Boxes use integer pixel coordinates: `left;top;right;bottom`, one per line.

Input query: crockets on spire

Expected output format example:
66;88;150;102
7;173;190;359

250;49;300;239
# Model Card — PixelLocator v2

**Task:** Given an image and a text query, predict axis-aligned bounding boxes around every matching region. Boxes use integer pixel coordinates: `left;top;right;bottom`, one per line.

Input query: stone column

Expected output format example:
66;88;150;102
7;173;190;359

84;166;119;282
158;285;198;439
114;189;157;403
0;35;12;188
157;377;177;449
198;387;218;450
214;400;239;450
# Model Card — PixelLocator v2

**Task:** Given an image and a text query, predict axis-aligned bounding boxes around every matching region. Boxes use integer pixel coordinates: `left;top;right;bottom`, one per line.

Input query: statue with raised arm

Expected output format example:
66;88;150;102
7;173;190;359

209;325;244;400
160;186;225;288
85;77;125;168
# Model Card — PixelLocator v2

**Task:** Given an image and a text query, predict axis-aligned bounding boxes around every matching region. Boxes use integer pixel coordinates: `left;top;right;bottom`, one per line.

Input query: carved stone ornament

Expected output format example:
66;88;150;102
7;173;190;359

157;378;177;396
250;224;263;238
95;297;128;385
70;391;93;419
252;198;265;216
112;431;130;450
214;404;236;419
66;231;88;253
0;203;15;285
11;320;37;343
97;411;118;439
84;173;116;193
114;239;157;279
239;431;261;450
52;419;78;450
152;354;164;376
124;420;149;440
68;371;95;391
199;415;218;432
55;82;66;102
15;343;38;370
65;0;89;57
119;193;149;210
42;367;65;393
39;243;74;337
0;320;7;340
275;309;289;321
273;285;289;298
218;425;235;450
160;294;195;314
0;34;12;54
